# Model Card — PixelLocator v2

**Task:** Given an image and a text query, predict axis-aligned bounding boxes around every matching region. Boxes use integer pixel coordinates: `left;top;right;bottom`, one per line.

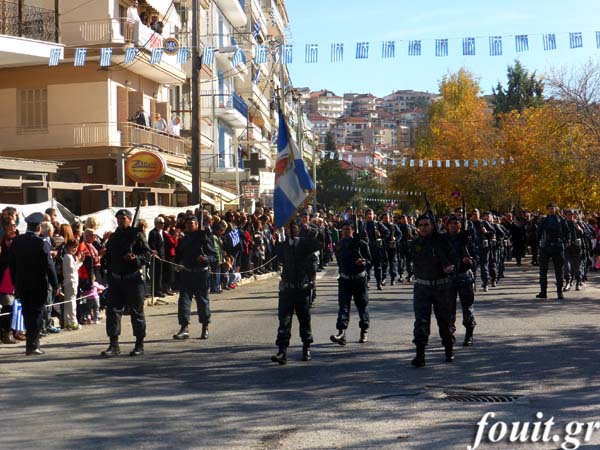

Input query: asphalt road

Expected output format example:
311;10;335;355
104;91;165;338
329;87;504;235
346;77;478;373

1;259;599;450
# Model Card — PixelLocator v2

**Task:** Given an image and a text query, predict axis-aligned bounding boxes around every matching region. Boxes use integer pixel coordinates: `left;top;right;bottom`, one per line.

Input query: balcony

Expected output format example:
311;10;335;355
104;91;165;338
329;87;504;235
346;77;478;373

61;18;134;46
214;0;247;27
212;91;248;129
260;0;285;35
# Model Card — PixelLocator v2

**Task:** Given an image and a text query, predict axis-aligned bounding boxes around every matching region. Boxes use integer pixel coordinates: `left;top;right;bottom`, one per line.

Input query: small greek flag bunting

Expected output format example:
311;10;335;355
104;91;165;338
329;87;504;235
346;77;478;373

489;36;502;56
356;42;369;59
270;8;276;27
231;48;244;68
463;37;476;55
150;48;163;65
596;32;600;49
124;47;138;64
543;34;557;51
408;40;421;56
331;43;344;62
515;35;529;52
253;68;261;85
99;48;112;67
569;32;583;49
382;41;395;58
305;44;318;63
48;48;61;66
74;48;87;66
202;46;215;65
177;47;190;64
409;160;415;167
435;39;448;57
252;20;261;40
255;45;268;64
281;44;293;64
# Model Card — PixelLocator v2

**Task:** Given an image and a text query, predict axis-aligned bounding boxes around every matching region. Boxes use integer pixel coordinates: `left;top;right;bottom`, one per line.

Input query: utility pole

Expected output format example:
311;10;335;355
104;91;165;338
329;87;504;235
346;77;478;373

191;0;201;205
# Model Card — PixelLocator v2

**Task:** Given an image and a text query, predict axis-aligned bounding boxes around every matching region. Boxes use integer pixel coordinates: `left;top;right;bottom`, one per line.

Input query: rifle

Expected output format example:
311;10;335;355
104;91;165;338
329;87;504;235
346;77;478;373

423;193;438;235
132;199;142;231
462;197;467;232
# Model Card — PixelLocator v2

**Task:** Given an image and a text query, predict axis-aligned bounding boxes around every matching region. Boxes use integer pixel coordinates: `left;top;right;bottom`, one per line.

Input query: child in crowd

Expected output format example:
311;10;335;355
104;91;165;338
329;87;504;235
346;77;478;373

81;281;106;324
222;255;241;290
62;239;82;331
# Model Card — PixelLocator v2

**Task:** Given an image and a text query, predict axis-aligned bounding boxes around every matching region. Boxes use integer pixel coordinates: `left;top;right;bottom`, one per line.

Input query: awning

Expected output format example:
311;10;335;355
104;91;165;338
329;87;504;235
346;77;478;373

165;166;238;205
144;0;182;28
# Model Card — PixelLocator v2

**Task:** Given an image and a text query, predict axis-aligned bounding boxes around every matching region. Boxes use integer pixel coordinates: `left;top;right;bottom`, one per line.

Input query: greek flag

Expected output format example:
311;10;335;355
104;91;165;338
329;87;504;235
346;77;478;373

252;20;261;40
331;43;344;62
515;35;529;52
203;46;215;65
150;48;163;65
177;47;191;64
253;68;261;85
445;160;451;168
305;44;318;63
500;157;505;165
455;160;460;167
473;159;479;167
382;41;395;58
435;39;448;57
48;48;62;66
255;45;268;64
596;32;600;48
463;160;470;167
408;40;421;56
74;48;87;66
409;159;415;167
229;229;240;247
489;36;502;56
569;32;583;49
231;48;244;68
347;154;353;162
11;299;25;332
492;159;497;166
270;8;276;27
462;37;476;55
320;151;326;159
100;48;113;67
427;160;433;168
543;33;557;51
281;44;293;64
355;42;369;59
124;47;138;64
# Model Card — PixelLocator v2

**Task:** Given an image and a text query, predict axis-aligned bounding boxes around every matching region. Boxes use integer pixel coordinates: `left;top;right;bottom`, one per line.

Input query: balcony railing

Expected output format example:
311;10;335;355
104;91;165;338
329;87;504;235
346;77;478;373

212;91;248;118
0;1;58;42
61;18;135;46
118;123;186;157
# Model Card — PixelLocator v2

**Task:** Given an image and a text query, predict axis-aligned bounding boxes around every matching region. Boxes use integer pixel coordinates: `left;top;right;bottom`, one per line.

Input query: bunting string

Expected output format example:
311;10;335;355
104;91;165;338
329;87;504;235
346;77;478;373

320;151;515;168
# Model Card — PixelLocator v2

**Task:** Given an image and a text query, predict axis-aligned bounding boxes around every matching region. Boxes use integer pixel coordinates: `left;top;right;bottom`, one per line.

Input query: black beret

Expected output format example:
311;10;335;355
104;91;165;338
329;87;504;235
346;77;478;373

115;209;132;218
25;212;45;225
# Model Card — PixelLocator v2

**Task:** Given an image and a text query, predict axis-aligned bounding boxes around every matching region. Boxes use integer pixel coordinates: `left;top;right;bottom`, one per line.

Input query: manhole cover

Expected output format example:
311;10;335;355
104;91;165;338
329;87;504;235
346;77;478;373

439;392;523;403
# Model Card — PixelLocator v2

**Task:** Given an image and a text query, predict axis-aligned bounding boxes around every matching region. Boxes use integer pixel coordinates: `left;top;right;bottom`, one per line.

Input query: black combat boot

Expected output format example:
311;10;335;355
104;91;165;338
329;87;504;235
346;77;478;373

557;287;564;300
390;277;395;286
463;328;474;347
130;337;144;356
271;347;287;365
411;345;425;367
330;329;346;346
536;290;547;299
200;324;209;340
302;345;311;362
101;336;121;357
575;281;582;291
173;325;190;340
359;329;368;343
445;344;455;362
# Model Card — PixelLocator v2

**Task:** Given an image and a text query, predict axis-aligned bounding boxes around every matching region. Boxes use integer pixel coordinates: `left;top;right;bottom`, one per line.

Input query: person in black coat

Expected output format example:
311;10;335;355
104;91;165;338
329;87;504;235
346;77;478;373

10;212;59;355
148;217;166;297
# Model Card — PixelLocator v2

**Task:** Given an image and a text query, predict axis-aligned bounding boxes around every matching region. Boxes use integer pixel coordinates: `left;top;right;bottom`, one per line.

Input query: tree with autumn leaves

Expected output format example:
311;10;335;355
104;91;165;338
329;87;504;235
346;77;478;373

390;62;600;213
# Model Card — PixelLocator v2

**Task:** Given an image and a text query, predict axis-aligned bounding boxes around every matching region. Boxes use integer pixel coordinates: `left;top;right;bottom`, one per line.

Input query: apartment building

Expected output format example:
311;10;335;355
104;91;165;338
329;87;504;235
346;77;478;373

307;90;344;119
381;90;437;114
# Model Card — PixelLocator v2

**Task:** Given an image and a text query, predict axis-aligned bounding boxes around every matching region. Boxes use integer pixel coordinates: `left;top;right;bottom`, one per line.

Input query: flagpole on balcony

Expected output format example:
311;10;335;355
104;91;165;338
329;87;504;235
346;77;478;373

191;0;202;206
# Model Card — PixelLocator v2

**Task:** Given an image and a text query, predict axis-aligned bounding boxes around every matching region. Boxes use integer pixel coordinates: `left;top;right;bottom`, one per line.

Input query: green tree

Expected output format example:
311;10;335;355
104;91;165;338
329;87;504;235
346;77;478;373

492;60;544;116
316;132;354;209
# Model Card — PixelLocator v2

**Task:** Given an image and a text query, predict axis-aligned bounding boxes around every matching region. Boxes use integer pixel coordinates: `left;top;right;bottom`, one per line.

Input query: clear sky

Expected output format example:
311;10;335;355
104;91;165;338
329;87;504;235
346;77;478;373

285;0;600;97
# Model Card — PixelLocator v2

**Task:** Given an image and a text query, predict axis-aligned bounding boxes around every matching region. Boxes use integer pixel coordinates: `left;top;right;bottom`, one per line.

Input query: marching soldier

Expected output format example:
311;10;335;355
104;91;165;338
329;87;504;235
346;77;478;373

102;209;153;357
330;221;372;345
509;211;528;266
536;203;570;299
397;215;415;282
410;214;458;367
563;210;583;291
363;209;389;290
380;212;401;286
470;209;495;291
271;222;320;365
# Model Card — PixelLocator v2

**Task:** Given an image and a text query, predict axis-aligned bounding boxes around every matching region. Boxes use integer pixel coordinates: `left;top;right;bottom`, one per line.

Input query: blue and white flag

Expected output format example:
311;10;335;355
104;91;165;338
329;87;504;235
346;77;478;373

515;35;529;52
356;42;369;59
203;46;215;65
569;32;583;49
543;33;557;51
11;299;24;332
252;20;261;40
74;48;87;66
274;108;314;227
281;44;293;64
596;31;600;49
305;44;318;63
231;48;244;68
229;229;240;247
331;43;344;62
150;48;163;65
253;68;261;85
124;47;138;64
462;37;476;55
100;48;113;67
489;36;502;56
408;40;421;56
48;48;62;66
409;159;415;167
270;8;276;27
255;45;268;64
463;160;470;168
177;47;190;64
382;41;395;58
435;39;448;57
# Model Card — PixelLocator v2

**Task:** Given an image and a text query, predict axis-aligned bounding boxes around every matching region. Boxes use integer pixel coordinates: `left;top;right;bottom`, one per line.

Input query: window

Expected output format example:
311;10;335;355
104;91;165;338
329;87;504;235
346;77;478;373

18;88;47;133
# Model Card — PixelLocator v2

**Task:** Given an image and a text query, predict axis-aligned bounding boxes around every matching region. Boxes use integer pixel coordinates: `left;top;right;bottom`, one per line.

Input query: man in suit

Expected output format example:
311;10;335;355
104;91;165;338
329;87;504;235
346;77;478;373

148;216;166;297
10;212;59;355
